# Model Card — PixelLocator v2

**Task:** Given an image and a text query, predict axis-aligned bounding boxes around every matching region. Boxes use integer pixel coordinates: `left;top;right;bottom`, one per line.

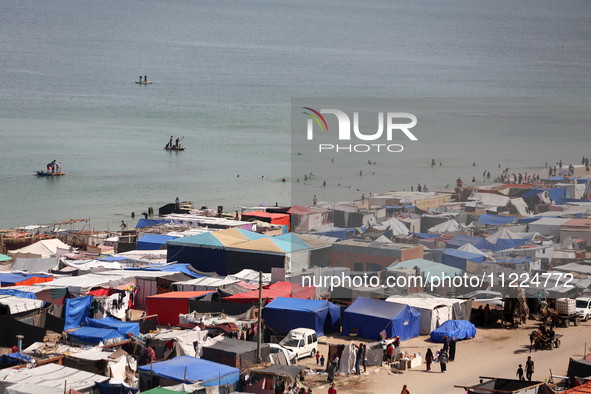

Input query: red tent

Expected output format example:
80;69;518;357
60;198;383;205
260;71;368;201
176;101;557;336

241;211;290;231
222;281;315;304
146;291;214;325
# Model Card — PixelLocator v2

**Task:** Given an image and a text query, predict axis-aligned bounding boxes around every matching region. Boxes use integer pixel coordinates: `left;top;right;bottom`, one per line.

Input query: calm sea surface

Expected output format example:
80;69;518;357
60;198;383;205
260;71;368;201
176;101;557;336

1;0;591;230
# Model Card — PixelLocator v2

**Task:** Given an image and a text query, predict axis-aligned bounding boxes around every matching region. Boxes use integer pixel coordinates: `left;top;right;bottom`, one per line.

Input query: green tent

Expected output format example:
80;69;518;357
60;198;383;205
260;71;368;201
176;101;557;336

0;254;12;262
140;388;187;394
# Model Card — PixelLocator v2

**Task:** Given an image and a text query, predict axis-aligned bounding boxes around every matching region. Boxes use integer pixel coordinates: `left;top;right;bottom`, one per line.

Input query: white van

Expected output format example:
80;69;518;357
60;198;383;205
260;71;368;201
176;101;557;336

279;328;318;361
576;297;591;321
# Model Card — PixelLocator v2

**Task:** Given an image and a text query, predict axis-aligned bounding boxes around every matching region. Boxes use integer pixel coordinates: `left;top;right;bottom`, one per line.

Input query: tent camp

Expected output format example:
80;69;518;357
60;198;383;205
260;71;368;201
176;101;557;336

8;239;70;259
341;297;420;341
138;355;240;390
385;296;471;335
430;320;476;342
263;297;341;337
146;291;215;325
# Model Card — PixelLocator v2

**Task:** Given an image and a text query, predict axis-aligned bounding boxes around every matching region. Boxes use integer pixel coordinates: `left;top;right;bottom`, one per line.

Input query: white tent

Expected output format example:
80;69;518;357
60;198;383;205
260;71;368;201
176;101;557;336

485;228;524;244
11;258;58;273
428;219;462;234
0;295;43;314
371;218;410;236
8;239;70;259
457;243;489;257
386;296;471;335
0;363;108;393
528;217;570;238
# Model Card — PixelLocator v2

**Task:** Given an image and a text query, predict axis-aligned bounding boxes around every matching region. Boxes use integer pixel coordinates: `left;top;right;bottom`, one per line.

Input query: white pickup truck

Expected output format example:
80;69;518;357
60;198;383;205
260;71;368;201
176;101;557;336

576;297;591;321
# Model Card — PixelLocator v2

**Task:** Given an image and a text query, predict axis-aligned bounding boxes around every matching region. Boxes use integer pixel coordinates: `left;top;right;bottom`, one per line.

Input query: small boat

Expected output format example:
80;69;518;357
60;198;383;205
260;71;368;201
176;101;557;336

37;171;65;177
135;81;152;84
164;146;185;151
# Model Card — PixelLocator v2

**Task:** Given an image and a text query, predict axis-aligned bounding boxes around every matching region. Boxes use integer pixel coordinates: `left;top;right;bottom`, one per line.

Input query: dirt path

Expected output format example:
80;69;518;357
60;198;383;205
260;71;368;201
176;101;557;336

305;320;591;394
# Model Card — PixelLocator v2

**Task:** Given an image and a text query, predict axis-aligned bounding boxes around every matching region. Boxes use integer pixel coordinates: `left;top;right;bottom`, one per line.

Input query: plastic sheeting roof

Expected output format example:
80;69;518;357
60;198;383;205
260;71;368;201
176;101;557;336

68;327;123;344
0;273;52;286
138;355;240;387
0;295;43;314
84;316;139;337
477;214;517;226
223;282;315;304
137;234;177;250
0;363;109;392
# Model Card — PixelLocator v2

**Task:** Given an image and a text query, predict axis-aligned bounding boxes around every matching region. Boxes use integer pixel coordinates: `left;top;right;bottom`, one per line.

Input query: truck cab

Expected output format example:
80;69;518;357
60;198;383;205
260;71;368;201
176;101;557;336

576;297;591;321
279;328;318;361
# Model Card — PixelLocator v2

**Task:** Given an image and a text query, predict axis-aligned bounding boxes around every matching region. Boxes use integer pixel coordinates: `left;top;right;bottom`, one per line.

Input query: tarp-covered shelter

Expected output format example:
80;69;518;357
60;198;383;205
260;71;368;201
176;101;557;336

201;338;270;368
223;282;315;304
137;234;177;250
226;235;311;275
385;296;471;335
11;258;58;273
146;291;215;325
0;363;109;393
138;355;240;390
166;228;266;275
441;249;485;271
567;358;591;386
0;295;43;315
241;211;290;232
263;297;341;337
477;214;517;226
341;297;420;341
84;316;139;337
0;273;52;287
68;326;123;344
446;234;485;249
8;239;70;259
430;320;476;342
64;295;93;330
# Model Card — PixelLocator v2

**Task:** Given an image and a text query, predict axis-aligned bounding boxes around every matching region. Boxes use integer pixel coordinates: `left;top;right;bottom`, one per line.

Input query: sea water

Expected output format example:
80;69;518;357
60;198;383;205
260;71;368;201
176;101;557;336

1;0;591;230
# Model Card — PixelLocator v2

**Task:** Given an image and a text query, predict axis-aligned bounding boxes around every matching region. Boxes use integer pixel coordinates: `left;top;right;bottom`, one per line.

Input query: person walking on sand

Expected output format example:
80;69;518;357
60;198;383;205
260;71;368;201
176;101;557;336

525;356;534;381
516;364;525;381
401;385;410;394
313;195;317;205
425;348;434;371
438;349;448;373
316;351;320;365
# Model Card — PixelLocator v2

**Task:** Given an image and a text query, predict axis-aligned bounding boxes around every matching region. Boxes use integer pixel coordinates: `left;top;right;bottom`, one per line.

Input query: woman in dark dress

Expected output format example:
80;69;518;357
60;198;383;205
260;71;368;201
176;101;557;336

425;348;434;371
449;337;457;361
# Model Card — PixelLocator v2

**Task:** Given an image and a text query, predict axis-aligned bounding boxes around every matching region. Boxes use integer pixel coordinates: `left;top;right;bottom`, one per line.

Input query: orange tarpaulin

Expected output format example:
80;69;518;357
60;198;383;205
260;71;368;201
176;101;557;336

222;281;315;304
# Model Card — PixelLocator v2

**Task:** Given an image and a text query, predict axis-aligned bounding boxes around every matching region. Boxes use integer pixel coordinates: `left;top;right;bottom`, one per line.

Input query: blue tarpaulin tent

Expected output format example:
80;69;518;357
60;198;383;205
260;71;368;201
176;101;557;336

64;295;93;330
341;297;420;341
84;316;139;337
138;355;240;387
477;214;517;226
137;234;177;250
136;218;172;228
430;320;476;342
0;289;36;299
441;249;485;271
68;326;124;344
446;234;485;249
0;273;52;286
264;297;341;337
494;238;530;252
